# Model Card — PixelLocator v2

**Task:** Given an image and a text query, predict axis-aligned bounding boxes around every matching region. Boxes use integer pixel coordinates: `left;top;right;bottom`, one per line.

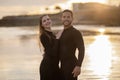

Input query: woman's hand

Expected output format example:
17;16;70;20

55;30;63;39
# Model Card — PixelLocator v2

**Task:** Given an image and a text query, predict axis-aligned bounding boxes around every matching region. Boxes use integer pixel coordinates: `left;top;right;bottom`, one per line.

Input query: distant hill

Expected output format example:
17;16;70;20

73;2;120;26
0;13;62;26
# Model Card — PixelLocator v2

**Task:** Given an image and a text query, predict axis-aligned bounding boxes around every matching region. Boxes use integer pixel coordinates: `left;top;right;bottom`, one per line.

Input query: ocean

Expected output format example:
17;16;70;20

0;25;120;80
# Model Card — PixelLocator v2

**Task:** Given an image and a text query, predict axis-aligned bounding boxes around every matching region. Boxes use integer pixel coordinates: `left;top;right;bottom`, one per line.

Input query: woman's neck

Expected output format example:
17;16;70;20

45;28;52;32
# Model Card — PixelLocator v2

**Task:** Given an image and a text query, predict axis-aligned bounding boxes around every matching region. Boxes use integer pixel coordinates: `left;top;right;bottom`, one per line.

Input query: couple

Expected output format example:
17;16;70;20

39;9;85;80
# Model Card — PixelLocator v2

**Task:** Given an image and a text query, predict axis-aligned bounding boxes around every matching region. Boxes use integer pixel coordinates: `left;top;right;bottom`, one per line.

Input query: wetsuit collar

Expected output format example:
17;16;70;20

45;29;52;33
64;25;73;31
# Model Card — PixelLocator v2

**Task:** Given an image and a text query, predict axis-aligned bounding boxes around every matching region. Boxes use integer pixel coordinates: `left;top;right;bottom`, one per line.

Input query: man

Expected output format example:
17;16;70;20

59;9;85;80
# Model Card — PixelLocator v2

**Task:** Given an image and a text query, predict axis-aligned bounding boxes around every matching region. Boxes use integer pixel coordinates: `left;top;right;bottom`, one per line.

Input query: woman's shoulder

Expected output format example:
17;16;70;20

40;33;47;39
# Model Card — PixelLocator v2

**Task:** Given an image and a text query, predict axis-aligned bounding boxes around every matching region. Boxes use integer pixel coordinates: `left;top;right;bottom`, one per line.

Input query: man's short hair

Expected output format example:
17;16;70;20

62;9;73;17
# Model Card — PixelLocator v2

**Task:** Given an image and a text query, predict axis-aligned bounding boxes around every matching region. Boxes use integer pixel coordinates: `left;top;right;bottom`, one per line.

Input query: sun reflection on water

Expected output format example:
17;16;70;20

87;34;112;77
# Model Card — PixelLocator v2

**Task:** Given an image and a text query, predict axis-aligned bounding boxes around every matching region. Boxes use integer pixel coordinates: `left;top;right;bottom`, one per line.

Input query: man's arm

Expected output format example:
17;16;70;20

72;30;85;77
76;31;85;67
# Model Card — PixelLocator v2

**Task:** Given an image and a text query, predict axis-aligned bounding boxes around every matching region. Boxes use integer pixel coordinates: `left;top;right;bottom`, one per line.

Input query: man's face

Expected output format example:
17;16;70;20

61;12;73;27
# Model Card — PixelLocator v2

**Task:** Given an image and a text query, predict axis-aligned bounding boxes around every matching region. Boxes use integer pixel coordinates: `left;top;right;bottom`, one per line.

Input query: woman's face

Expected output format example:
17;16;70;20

42;15;52;29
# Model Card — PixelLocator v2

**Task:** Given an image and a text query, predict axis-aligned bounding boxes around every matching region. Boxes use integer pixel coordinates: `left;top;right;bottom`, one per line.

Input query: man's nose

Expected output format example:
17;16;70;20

64;18;68;20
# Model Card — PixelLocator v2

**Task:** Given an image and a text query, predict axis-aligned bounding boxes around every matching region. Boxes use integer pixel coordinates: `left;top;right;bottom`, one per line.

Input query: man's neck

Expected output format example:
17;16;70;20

64;25;72;30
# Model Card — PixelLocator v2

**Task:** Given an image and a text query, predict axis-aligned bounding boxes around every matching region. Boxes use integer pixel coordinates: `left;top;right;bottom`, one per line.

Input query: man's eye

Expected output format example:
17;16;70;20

67;16;70;18
63;16;66;18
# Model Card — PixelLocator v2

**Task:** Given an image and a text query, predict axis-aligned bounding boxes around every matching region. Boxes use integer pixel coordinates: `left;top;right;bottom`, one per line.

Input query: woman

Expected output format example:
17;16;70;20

39;15;61;80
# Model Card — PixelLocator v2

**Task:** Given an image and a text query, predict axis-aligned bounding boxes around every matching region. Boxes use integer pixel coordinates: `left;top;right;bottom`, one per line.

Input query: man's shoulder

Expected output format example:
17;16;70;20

72;26;81;34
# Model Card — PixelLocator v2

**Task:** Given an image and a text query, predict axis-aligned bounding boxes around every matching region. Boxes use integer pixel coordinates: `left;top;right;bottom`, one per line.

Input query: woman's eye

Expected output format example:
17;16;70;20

43;20;46;22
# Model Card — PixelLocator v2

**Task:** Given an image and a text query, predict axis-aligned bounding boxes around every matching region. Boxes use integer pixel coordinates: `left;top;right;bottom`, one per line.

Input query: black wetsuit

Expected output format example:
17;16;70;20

59;26;85;80
39;30;60;80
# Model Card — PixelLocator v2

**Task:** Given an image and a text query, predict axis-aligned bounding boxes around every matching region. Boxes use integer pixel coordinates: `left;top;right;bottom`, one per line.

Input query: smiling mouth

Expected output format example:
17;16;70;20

63;20;69;24
46;22;51;25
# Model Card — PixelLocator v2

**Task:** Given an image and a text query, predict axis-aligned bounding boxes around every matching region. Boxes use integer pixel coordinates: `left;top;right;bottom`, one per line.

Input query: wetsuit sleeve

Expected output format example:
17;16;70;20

52;39;59;58
74;31;85;67
40;34;58;58
40;34;52;52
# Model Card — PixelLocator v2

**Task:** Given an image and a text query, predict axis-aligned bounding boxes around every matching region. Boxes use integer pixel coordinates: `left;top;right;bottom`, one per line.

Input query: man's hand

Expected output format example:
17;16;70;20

72;66;81;77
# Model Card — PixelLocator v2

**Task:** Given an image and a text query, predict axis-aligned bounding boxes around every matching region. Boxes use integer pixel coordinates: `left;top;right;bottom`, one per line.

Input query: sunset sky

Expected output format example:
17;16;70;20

0;0;120;19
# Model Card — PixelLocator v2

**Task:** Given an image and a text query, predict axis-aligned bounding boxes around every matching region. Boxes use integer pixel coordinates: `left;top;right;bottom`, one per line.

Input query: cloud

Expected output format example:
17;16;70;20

0;0;67;6
0;6;44;18
0;0;67;18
